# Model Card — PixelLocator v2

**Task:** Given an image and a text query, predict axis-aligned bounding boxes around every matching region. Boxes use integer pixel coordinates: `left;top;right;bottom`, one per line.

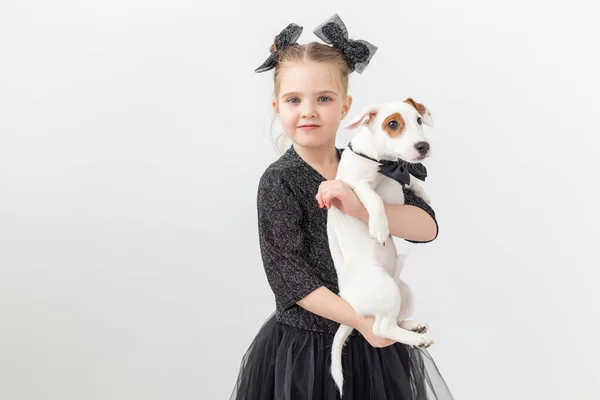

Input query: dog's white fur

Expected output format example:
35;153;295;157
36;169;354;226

327;99;434;396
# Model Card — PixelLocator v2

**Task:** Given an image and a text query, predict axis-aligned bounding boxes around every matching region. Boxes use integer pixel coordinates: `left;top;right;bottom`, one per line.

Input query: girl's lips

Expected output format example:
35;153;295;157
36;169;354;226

298;125;320;130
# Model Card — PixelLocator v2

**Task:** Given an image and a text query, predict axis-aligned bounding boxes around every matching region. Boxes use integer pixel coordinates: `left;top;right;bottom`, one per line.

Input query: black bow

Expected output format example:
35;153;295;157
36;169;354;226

313;14;378;74
255;23;303;73
347;143;427;187
378;158;427;187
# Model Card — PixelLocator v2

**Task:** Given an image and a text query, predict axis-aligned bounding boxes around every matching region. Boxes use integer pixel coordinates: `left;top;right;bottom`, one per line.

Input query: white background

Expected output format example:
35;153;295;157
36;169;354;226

1;1;599;399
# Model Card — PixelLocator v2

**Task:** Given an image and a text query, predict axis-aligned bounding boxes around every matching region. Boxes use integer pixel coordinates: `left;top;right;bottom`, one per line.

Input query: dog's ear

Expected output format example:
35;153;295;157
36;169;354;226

343;106;379;130
404;98;434;127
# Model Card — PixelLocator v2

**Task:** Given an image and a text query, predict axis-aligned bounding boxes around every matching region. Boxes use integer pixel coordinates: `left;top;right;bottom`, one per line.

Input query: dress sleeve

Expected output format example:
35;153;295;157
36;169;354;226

256;169;325;311
402;187;439;244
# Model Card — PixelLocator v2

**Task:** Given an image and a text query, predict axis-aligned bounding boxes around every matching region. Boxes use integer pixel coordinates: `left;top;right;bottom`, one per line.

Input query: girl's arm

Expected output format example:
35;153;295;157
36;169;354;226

297;286;394;348
356;203;437;242
317;181;439;243
296;286;359;327
383;187;439;243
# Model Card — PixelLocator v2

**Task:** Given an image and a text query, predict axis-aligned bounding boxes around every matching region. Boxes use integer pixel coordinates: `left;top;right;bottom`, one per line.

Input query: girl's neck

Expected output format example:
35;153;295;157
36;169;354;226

294;142;338;163
293;141;339;179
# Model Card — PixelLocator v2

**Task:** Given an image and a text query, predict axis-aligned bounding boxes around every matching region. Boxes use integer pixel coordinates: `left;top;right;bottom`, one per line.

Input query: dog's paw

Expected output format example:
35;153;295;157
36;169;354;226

369;215;389;245
410;334;434;349
399;320;429;334
415;192;431;205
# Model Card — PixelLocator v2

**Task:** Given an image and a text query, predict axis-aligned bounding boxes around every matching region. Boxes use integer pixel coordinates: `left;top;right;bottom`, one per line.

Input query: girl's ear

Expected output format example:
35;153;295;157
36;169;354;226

272;98;279;115
341;95;353;120
343;105;380;130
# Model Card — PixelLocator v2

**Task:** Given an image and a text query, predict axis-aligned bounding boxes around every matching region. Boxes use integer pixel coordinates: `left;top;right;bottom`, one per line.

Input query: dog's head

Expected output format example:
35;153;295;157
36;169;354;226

344;98;434;163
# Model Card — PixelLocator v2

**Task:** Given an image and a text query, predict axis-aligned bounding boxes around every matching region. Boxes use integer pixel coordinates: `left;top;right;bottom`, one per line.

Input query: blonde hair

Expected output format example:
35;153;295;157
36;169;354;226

267;42;352;155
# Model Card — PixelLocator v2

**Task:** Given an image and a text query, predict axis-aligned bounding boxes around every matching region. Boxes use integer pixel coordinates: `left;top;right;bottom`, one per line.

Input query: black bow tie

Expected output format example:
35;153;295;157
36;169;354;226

347;143;427;187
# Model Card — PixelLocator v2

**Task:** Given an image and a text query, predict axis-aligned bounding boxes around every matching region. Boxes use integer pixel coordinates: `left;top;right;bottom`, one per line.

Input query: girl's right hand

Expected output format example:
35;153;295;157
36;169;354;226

354;315;396;348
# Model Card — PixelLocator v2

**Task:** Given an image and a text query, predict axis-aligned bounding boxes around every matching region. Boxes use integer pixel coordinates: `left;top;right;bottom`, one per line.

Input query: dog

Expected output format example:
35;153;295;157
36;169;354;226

327;98;435;396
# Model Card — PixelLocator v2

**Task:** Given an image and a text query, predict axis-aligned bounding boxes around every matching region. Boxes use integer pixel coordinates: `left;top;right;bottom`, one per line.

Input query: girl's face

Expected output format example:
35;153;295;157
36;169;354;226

273;62;352;150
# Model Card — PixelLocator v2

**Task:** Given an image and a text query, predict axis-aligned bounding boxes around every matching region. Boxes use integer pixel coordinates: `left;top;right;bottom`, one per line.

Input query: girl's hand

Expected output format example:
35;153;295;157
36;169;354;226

315;180;366;219
354;315;396;348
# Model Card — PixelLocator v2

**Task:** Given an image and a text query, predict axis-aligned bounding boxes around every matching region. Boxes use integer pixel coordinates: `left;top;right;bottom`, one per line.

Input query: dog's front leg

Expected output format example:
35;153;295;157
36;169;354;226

408;177;431;204
353;182;389;245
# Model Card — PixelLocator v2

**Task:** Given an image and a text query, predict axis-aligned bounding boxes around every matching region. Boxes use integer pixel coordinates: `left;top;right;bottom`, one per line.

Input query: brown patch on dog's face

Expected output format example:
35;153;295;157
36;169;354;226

404;97;426;116
382;112;405;138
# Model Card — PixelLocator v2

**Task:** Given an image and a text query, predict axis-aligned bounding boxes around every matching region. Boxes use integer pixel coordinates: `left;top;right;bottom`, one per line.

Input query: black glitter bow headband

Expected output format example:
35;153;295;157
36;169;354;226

254;15;377;74
313;13;378;74
254;23;303;73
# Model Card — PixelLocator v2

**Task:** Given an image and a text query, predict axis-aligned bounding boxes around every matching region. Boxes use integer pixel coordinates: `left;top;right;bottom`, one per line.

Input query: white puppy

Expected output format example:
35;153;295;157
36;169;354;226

327;98;435;396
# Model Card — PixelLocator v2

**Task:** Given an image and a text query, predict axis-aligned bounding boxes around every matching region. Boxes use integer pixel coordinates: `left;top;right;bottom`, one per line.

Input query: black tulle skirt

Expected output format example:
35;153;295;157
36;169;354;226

230;314;454;400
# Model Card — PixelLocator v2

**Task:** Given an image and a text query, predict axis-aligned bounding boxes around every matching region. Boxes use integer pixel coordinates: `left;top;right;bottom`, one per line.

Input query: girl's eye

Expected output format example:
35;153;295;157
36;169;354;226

417;117;422;125
319;96;332;102
388;120;399;130
287;97;300;104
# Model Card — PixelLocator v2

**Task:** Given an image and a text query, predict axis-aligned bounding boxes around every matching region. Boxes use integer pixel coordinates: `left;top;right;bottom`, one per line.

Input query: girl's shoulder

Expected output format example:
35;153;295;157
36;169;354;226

256;152;305;212
258;146;301;190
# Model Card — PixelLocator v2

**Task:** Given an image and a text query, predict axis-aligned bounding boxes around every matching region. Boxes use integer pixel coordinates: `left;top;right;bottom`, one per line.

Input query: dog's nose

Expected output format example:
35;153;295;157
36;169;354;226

415;142;430;155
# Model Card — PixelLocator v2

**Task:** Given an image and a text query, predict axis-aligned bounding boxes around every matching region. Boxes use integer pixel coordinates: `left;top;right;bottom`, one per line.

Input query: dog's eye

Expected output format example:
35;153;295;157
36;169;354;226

387;120;399;130
417;117;422;125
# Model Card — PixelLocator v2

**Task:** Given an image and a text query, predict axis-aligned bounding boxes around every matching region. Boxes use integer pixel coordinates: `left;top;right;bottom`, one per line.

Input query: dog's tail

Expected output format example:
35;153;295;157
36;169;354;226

330;323;354;397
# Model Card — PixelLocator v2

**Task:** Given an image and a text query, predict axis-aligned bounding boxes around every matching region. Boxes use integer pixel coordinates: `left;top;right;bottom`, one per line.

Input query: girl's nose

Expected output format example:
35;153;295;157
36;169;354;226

301;102;317;118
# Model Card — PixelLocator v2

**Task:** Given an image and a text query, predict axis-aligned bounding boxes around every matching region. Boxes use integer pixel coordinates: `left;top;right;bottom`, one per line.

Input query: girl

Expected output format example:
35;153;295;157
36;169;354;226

231;14;454;400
